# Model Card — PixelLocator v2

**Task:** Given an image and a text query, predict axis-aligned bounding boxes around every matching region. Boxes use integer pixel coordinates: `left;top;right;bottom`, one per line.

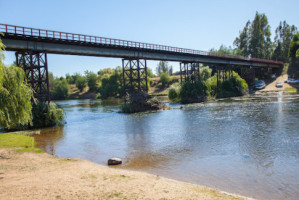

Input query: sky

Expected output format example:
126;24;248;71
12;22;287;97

1;0;298;77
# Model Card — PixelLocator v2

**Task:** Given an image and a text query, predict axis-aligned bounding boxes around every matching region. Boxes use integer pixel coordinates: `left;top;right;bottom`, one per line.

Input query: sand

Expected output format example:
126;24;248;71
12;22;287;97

0;148;252;200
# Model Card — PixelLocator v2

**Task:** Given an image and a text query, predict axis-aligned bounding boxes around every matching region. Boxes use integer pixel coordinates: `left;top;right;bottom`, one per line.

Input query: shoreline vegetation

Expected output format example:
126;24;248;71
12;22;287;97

0;133;252;200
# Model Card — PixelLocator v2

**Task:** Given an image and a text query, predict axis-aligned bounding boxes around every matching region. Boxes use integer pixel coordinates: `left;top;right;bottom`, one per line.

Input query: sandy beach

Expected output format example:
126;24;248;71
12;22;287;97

0;148;252;200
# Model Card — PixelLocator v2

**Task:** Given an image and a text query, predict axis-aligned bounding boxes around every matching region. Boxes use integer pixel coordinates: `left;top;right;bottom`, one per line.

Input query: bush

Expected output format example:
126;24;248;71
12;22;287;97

50;78;69;100
180;80;210;100
31;102;65;128
76;76;87;92
99;69;123;99
120;103;136;113
200;67;211;81
160;72;171;87
216;72;248;98
66;73;81;84
85;71;98;92
168;85;181;102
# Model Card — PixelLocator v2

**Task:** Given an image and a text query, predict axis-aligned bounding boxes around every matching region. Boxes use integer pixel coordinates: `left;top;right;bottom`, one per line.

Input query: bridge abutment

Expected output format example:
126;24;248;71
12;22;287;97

16;51;50;102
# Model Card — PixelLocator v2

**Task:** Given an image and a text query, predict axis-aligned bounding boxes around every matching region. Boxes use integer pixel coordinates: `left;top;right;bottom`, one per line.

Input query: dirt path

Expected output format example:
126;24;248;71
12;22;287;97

260;74;293;92
0;149;252;200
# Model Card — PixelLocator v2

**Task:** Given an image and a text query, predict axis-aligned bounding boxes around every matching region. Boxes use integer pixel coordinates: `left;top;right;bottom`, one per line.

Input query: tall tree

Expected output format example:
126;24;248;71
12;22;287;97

234;21;251;56
156;61;172;75
248;12;272;59
234;12;272;59
273;21;297;62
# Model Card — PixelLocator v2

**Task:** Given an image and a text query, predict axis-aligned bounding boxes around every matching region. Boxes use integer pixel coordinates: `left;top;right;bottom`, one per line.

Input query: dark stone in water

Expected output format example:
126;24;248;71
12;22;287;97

108;157;122;165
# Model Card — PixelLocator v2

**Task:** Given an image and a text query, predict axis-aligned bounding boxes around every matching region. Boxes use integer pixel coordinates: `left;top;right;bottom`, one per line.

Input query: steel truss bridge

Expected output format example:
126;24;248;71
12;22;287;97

0;24;283;101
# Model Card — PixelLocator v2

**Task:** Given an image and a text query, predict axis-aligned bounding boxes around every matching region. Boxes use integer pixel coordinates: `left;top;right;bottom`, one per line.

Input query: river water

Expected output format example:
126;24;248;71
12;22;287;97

32;93;299;200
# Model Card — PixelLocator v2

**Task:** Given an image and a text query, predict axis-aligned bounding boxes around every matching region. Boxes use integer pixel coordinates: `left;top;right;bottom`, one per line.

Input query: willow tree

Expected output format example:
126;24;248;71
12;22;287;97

0;39;34;129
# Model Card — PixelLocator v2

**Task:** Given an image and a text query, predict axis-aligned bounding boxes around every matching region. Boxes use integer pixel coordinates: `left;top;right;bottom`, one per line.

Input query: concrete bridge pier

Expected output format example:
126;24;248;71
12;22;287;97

122;58;148;102
15;51;50;102
179;62;200;84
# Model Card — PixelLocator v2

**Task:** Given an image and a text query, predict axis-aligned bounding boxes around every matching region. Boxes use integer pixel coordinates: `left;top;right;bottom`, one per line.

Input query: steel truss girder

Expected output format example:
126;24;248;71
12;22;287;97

122;58;148;97
16;51;50;102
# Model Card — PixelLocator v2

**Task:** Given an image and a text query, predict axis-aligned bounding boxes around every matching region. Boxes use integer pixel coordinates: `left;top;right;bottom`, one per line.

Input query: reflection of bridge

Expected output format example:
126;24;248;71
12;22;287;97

0;24;283;101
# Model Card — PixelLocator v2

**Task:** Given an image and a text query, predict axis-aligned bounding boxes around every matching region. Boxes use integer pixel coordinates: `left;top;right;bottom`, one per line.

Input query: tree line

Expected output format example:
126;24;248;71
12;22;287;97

211;12;298;77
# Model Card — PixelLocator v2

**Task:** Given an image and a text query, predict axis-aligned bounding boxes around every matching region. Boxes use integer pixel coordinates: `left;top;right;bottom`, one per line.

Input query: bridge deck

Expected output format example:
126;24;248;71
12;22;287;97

0;24;283;68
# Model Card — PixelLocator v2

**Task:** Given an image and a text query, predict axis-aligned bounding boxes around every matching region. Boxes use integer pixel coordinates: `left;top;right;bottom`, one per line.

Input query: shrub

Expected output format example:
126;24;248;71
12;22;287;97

31;102;65;128
50;78;69;100
120;103;137;113
99;70;123;99
168;85;181;102
216;72;248;98
180;80;210;100
85;71;98;92
200;67;211;81
160;72;171;87
76;76;87;92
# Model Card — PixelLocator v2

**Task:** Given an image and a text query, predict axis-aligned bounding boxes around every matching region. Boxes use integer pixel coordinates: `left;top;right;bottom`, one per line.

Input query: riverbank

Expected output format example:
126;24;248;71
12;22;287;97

0;148;252;200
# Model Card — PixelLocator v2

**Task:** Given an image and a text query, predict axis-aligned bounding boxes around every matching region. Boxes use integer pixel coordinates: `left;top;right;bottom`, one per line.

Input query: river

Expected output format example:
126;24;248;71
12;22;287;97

32;93;299;200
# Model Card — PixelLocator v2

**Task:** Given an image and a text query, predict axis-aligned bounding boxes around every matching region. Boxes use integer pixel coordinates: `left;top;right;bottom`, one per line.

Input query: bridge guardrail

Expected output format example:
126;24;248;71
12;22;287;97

0;24;283;65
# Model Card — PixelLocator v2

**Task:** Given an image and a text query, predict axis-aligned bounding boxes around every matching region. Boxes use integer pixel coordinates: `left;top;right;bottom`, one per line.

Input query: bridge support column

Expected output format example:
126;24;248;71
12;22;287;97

122;58;148;102
215;65;233;88
180;62;200;84
16;51;50;102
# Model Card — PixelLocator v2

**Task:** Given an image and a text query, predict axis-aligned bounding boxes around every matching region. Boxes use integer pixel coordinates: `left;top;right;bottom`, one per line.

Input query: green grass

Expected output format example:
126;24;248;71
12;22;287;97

285;88;298;93
0;133;43;153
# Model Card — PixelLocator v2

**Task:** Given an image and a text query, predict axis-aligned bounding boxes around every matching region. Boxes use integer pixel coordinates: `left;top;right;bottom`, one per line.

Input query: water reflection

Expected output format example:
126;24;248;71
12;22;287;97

34;126;65;155
31;95;299;200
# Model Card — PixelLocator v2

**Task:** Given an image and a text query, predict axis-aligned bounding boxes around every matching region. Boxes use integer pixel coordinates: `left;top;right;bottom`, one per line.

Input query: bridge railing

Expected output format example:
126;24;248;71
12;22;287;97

0;24;283;65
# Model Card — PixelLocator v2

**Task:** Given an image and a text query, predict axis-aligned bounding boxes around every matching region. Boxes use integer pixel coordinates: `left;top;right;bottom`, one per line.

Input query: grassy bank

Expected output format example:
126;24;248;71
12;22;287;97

0;133;42;153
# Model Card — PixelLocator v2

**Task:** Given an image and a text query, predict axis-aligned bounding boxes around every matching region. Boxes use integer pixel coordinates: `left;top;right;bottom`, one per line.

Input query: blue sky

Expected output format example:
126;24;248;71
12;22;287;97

1;0;298;76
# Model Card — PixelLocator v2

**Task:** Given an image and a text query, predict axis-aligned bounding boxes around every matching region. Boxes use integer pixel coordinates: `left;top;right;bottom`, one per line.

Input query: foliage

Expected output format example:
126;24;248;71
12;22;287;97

288;33;299;77
234;12;272;59
99;68;123;99
168;85;181;102
272;21;297;62
180;80;210;100
85;70;98;91
98;68;114;78
147;68;154;78
156;61;173;75
216;72;248;98
120;103;137;113
210;45;242;56
289;33;299;58
200;67;211;81
0;49;34;129
66;73;81;84
168;71;248;102
50;76;70;100
159;72;171;87
30;102;65;128
75;75;87;92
